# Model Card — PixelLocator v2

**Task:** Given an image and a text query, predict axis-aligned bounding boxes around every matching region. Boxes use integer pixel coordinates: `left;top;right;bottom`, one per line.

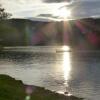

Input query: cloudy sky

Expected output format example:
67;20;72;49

1;0;100;20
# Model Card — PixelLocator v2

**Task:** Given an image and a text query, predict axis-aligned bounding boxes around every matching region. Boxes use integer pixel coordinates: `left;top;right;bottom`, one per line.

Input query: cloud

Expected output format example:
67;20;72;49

1;0;100;21
0;0;42;12
43;0;72;3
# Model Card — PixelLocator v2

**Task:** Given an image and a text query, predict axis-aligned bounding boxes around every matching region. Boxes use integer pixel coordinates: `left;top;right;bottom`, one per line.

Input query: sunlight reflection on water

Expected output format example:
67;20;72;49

56;46;72;96
63;52;71;87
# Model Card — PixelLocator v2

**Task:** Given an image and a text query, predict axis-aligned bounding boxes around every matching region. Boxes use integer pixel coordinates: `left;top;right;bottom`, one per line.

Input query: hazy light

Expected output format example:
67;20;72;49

53;7;71;19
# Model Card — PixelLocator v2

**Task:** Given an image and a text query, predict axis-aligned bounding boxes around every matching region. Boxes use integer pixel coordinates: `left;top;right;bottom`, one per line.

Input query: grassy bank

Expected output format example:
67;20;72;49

0;75;83;100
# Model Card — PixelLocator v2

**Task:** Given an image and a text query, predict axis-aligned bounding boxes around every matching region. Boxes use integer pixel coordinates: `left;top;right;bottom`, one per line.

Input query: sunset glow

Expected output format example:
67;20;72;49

54;8;71;19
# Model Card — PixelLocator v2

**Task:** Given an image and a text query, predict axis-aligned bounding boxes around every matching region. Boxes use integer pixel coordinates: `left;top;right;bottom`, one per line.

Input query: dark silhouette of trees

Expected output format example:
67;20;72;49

0;5;11;20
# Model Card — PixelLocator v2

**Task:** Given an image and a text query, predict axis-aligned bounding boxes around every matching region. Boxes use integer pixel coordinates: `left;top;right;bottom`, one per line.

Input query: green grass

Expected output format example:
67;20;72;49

0;75;83;100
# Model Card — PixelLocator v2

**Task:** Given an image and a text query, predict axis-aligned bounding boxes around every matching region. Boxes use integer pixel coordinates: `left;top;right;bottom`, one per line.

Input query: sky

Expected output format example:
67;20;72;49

1;0;100;21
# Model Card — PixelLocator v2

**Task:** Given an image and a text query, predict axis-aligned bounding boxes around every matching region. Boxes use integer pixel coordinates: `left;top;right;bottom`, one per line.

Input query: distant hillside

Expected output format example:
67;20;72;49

0;19;52;46
0;18;100;49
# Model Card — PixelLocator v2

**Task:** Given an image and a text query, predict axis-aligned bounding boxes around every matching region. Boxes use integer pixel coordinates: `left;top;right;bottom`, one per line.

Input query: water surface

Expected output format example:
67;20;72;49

0;46;100;100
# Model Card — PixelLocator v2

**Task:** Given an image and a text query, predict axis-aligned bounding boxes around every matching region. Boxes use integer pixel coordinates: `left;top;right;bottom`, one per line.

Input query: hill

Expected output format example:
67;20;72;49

0;18;100;49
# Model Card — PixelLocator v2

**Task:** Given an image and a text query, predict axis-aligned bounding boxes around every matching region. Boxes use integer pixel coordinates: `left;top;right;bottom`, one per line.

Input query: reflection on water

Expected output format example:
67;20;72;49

0;46;100;100
63;52;71;87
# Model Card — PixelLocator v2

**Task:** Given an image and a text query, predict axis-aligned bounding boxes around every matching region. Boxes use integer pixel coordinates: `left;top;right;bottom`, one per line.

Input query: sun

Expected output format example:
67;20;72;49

53;7;71;19
59;8;71;18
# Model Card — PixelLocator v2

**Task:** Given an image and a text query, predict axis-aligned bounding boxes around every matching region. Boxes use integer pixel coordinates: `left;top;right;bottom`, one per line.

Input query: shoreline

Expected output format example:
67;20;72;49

0;74;83;100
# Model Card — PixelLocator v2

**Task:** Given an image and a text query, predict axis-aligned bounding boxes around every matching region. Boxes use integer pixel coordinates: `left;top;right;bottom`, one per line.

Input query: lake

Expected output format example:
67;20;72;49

0;46;100;100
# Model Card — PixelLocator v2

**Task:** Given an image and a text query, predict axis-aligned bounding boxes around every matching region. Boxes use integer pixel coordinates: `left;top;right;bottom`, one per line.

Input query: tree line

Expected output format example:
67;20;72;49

0;4;11;20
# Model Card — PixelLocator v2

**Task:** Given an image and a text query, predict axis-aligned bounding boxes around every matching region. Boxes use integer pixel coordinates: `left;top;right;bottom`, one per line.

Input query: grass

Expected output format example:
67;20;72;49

0;75;83;100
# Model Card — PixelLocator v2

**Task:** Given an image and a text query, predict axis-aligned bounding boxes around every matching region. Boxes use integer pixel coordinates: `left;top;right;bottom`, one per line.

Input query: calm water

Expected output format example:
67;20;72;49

0;46;100;100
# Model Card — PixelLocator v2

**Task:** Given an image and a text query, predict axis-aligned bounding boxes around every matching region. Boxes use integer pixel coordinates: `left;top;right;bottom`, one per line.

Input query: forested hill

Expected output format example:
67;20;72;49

0;18;100;49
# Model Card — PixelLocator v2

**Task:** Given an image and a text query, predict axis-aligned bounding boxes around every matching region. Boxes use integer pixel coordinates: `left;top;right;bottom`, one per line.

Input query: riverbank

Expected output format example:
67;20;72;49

0;75;83;100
